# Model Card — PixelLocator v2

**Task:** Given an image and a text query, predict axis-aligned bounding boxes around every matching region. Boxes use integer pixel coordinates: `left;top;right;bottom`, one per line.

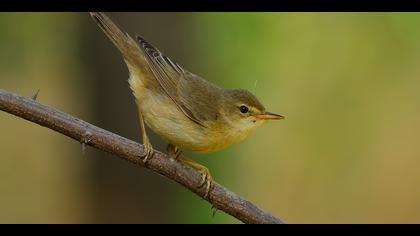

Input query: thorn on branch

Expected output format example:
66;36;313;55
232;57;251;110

212;205;219;217
81;130;93;155
31;89;40;101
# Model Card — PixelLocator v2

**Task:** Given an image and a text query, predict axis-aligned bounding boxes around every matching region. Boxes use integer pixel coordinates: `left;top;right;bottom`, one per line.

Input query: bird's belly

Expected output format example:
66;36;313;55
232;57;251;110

140;93;219;153
129;72;236;153
137;93;255;154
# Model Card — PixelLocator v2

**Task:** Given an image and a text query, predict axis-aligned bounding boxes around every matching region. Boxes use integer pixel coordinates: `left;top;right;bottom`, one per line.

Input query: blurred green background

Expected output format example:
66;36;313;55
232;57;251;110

1;12;420;223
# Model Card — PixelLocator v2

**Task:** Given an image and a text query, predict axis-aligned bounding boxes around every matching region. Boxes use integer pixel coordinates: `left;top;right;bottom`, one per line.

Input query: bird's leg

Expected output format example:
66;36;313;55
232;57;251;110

136;103;153;163
167;144;212;197
176;154;213;199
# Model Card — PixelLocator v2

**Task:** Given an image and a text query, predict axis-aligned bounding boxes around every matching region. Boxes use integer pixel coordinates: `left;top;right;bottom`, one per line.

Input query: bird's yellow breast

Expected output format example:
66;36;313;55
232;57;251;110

136;91;254;154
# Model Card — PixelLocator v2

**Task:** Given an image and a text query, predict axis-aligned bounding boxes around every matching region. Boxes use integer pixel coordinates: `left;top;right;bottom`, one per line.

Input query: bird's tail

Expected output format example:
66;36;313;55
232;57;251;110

90;12;157;100
90;12;147;71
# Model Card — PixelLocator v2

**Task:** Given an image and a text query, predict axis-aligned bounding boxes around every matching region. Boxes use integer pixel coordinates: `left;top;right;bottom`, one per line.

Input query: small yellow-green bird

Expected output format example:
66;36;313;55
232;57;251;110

90;12;284;198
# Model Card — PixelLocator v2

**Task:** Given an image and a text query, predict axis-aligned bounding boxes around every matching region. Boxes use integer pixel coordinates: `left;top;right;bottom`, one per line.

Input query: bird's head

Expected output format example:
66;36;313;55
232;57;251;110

220;89;284;139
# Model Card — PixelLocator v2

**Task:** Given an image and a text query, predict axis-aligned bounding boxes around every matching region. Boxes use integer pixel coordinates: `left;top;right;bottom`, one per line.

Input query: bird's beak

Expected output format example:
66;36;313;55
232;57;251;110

256;112;285;120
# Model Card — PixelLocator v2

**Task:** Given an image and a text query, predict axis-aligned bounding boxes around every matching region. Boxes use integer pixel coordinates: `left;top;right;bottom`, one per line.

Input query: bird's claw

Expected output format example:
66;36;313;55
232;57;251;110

197;166;213;199
172;150;213;199
141;141;154;163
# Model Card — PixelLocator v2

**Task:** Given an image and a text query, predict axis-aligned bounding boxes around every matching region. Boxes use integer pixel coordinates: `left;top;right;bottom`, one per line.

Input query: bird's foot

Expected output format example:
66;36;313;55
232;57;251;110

197;165;213;199
167;144;182;160
141;140;154;163
176;154;214;199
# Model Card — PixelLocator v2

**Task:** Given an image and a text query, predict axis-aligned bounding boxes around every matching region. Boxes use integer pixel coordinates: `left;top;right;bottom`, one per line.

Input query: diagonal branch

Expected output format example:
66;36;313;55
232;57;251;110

0;89;285;224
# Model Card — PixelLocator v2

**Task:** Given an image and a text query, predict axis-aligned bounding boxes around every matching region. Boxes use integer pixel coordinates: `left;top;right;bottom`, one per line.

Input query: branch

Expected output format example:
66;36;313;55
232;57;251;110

0;89;285;224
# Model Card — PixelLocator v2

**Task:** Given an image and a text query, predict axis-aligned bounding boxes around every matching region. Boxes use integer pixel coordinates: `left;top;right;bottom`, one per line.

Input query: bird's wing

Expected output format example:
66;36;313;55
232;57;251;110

136;36;214;128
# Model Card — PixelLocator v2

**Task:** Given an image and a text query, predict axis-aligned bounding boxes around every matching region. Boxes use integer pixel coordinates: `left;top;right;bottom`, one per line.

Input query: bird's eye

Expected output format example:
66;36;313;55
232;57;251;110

239;105;249;114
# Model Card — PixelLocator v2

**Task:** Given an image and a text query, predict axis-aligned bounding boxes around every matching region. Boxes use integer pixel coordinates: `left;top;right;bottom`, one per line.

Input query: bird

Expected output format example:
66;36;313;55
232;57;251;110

89;12;284;198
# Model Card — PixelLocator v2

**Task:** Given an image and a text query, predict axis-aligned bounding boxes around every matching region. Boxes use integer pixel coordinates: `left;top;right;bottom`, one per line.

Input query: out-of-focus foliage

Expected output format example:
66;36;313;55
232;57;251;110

0;13;91;223
185;13;420;223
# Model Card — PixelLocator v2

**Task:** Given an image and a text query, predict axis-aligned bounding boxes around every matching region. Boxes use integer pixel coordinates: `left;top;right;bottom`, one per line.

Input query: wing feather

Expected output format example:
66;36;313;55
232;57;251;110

137;36;209;127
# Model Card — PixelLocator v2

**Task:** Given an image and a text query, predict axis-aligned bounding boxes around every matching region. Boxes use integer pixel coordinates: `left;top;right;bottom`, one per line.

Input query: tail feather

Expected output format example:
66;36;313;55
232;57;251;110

90;12;158;99
90;12;146;69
